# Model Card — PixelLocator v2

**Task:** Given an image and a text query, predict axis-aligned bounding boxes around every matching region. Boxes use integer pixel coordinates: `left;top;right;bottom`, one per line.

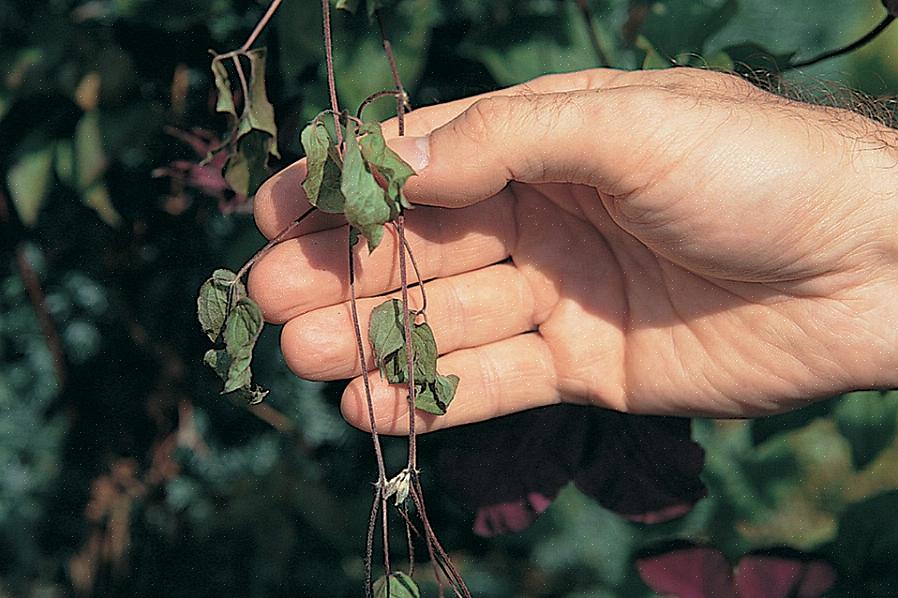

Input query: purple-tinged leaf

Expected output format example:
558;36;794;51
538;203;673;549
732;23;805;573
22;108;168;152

735;553;836;598
635;545;735;598
437;406;706;536
573;412;707;523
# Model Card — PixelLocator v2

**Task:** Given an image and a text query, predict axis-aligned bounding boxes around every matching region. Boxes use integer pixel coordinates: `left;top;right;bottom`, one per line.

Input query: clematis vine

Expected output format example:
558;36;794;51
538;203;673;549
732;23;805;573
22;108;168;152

635;542;837;598
436;405;707;537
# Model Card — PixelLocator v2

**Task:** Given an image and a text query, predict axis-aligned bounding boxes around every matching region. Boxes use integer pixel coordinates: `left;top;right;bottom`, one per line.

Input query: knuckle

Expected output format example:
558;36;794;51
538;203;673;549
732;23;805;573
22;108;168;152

457;97;511;142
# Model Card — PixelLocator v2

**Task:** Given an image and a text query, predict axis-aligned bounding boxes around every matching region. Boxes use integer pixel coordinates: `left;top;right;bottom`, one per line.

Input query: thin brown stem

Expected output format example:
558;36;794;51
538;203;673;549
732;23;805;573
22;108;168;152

374;10;408;136
350;235;392;593
575;0;610;67
365;488;381;598
15;246;67;389
396;217;417;472
357;89;404;120
400;232;427;318
234;207;315;281
240;0;283;52
788;14;896;70
322;0;343;146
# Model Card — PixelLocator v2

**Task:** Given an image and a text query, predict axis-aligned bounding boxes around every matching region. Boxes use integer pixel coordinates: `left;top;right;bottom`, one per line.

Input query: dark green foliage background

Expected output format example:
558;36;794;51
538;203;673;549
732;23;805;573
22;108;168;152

2;0;898;596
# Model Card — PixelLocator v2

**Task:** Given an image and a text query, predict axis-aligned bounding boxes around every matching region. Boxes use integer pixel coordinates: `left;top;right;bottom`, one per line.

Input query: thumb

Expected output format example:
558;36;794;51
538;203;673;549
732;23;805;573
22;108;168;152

386;89;650;207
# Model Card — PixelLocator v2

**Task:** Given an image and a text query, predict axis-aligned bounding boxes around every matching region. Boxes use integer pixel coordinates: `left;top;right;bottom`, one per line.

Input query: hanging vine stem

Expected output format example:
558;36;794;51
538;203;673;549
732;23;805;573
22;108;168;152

316;2;392;594
375;8;471;596
234;207;316;281
786;13;896;70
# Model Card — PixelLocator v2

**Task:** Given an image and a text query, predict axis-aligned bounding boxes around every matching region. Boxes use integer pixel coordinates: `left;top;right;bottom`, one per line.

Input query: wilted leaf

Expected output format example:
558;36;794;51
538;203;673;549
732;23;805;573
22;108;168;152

197;269;244;341
203;348;231;380
341;121;393;250
833;391;898;469
223;297;263;393
415;374;458;415
241;49;279;153
369;299;406;374
359;121;415;208
224;129;272;198
301;120;345;212
373;572;419;598
211;59;237;119
7;146;54;227
382;468;412;506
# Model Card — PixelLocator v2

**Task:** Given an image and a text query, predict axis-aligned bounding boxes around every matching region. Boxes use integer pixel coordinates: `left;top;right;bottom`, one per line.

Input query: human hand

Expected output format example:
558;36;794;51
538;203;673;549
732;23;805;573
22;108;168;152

249;68;898;433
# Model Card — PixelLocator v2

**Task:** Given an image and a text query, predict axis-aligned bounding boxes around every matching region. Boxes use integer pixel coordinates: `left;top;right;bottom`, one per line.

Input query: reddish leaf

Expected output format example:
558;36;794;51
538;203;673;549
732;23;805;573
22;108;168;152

735;553;836;598
437;406;706;537
636;546;735;598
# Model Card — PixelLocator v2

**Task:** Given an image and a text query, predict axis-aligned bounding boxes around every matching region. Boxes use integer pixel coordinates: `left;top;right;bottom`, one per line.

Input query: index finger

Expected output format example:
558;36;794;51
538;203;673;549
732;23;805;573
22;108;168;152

253;68;627;240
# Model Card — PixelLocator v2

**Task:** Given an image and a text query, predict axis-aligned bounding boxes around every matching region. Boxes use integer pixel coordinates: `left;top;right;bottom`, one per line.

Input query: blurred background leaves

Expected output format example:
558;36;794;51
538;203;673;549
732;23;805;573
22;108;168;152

2;0;898;596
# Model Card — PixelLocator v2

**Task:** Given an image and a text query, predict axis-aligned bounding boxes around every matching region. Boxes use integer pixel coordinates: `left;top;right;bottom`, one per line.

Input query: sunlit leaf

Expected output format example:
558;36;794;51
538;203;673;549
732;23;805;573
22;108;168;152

7;146;53;227
373;572;420;598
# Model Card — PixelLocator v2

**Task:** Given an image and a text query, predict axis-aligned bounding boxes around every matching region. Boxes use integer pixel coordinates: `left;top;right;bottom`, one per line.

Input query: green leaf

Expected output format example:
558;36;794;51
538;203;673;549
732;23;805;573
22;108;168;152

211;58;237;119
223;297;264;394
7;146;54;227
74;111;123;226
369;299;407;374
341;121;393;251
415;374;458;415
405;322;437;384
197;269;244;342
833;391;898;469
635;35;671;70
373;572;420;598
359;121;415;209
203;348;269;404
335;0;359;12
301;120;345;213
637;0;738;63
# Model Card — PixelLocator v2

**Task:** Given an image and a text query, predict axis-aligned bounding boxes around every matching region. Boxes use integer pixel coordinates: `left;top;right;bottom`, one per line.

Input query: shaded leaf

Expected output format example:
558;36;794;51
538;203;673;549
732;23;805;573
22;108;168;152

373;572;420;598
301;120;345;213
833;390;898;469
437;406;706;537
203;348;269;404
359;121;415;208
197;269;244;342
74;111;108;190
635;35;671;69
827;490;898;592
341;121;393;251
7;146;54;227
224;129;272;198
722;42;795;76
750;398;836;446
638;0;738;62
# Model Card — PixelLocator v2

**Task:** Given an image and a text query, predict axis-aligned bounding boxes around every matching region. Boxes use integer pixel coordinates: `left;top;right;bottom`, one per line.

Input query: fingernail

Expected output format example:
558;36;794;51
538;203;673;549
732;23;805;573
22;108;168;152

388;135;430;172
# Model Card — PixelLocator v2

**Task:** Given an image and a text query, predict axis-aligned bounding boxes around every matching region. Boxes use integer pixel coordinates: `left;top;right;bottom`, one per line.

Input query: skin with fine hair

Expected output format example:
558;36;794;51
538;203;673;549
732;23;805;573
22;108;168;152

248;68;898;435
